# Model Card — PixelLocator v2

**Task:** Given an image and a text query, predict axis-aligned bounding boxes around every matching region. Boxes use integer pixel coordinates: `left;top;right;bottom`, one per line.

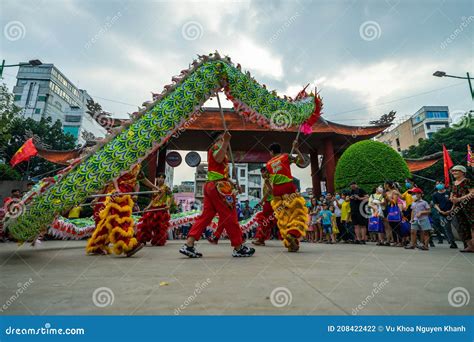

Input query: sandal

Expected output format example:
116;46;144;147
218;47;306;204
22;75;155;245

417;245;429;251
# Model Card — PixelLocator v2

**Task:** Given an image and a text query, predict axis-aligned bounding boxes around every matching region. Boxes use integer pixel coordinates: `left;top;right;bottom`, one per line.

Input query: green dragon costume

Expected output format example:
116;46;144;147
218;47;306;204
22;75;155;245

6;52;322;241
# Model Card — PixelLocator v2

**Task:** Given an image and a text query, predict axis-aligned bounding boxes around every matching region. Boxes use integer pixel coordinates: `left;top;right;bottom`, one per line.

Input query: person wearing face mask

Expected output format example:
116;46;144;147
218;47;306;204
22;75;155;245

402;178;416;218
432;181;457;249
405;188;433;250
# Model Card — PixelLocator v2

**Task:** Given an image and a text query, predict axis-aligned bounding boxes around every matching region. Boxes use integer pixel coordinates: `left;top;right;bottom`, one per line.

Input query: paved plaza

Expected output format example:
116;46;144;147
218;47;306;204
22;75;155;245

0;240;472;315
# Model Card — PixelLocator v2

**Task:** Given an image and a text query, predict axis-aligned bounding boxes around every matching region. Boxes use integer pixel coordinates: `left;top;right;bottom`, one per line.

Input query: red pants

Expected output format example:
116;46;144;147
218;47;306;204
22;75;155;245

188;182;243;247
137;206;170;246
254;201;275;242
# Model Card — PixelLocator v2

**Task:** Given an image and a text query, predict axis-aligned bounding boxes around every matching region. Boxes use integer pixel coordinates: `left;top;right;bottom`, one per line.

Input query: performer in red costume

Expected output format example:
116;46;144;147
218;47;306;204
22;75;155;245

266;141;309;252
137;173;172;246
180;131;255;258
252;167;276;246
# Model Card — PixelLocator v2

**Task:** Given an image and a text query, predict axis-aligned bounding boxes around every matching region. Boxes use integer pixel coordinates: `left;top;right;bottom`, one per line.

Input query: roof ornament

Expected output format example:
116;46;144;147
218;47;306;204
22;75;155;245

369;110;396;125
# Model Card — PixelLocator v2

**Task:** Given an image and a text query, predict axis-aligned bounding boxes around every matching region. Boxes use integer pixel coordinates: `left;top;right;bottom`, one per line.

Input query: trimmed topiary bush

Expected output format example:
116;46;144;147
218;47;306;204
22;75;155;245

335;140;410;193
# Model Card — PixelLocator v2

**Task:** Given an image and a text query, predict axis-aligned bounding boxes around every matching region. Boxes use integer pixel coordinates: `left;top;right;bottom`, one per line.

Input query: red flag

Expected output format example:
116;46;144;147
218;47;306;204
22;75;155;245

10;138;38;167
442;144;454;187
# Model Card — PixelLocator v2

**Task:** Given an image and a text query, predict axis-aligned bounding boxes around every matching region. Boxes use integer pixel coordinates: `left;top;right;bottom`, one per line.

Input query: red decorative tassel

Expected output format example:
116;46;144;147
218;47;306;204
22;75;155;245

301;94;323;135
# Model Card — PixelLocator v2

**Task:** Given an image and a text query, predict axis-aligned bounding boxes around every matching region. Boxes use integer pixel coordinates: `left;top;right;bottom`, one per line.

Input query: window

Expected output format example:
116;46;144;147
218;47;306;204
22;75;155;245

37;96;47;102
240;169;246;178
426;111;448;119
14;95;21;101
240;185;246;193
413;126;424;135
49;81;79;107
65;115;81;122
25;82;36;106
411;113;425;125
63;126;79;138
35;108;41;114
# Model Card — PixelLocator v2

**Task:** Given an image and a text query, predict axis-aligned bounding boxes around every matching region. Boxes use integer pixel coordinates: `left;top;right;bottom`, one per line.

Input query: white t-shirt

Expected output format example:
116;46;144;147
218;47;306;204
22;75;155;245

333;199;343;217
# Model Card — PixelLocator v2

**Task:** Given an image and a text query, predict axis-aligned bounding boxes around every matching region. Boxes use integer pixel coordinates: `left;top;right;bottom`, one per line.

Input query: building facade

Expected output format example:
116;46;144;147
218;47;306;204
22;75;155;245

193;162;264;207
376;106;450;152
13;63;106;145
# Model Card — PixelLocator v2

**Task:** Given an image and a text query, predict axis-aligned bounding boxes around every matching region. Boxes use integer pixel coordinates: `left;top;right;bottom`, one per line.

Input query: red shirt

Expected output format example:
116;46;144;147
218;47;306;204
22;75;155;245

207;143;228;180
266;153;293;185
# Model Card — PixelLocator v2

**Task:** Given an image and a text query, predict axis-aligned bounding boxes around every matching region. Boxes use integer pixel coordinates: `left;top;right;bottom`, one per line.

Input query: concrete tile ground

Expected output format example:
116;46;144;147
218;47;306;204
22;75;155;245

0;240;472;315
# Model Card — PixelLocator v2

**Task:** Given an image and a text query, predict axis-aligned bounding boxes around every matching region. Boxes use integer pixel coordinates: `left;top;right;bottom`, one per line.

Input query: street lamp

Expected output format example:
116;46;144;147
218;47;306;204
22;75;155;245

0;59;43;78
433;70;474;100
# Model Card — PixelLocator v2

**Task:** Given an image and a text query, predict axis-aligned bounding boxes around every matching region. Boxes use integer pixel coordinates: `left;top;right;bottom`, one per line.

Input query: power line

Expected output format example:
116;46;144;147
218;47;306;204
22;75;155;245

3;71;466;124
330;82;465;117
90;95;139;108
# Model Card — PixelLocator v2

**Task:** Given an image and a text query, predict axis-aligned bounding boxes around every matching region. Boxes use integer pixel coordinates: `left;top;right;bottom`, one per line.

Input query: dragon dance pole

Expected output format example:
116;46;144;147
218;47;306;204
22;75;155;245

215;92;240;188
88;190;162;198
132;207;168;215
290;126;302;155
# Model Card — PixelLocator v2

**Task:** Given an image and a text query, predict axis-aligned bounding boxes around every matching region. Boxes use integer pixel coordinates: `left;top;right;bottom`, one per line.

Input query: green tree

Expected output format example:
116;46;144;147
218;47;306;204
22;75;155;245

335;140;411;193
0;83;78;180
0;83;21;156
403;118;474;194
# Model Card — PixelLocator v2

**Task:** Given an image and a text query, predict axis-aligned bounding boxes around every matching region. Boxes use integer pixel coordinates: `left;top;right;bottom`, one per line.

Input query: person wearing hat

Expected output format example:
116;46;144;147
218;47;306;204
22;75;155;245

405;187;432;250
449;165;474;253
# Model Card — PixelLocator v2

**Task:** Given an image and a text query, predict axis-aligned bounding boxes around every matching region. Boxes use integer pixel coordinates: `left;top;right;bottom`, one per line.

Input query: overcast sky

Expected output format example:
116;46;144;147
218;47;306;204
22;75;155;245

1;0;473;189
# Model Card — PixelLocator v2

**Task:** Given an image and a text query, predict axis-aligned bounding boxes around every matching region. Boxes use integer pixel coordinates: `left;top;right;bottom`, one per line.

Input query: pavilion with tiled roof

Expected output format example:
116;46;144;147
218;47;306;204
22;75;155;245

149;108;391;195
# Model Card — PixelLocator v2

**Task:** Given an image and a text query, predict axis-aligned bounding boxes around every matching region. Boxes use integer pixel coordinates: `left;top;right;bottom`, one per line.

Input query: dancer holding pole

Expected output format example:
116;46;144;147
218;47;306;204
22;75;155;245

266;140;309;252
179;130;255;258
